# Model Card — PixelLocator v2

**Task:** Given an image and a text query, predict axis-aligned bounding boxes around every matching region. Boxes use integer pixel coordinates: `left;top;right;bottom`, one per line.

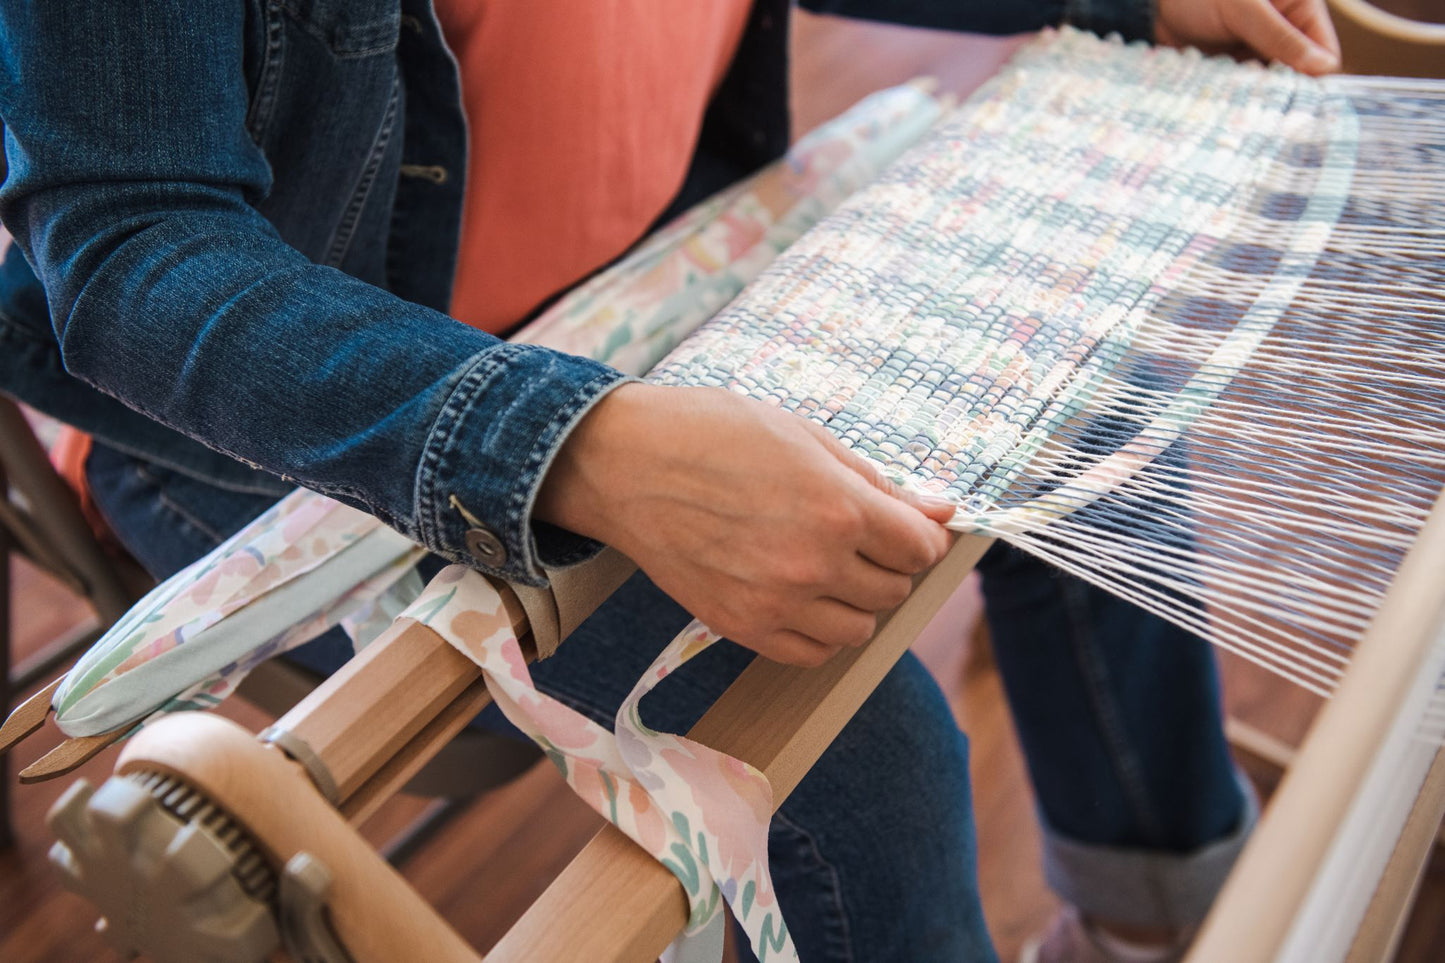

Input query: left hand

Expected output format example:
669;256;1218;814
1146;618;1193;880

1156;0;1341;76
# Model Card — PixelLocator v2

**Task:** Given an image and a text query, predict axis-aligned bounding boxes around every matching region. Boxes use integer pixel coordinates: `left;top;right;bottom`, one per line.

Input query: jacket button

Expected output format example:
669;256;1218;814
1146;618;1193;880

465;528;507;566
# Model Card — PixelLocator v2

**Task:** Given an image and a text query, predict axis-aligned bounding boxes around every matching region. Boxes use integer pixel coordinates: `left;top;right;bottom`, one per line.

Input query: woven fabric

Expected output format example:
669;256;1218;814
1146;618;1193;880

648;28;1341;528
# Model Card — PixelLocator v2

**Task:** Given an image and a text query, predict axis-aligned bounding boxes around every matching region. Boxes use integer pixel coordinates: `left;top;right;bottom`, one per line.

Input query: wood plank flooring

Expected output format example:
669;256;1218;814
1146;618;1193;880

3;11;1443;962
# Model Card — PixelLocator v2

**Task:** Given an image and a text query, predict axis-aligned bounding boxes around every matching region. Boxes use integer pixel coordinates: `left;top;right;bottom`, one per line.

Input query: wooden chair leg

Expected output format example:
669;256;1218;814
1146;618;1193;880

1;506;14;850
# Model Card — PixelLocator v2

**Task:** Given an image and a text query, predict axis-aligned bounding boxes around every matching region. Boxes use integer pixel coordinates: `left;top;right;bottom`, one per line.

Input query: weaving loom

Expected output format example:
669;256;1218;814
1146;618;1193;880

3;24;1445;963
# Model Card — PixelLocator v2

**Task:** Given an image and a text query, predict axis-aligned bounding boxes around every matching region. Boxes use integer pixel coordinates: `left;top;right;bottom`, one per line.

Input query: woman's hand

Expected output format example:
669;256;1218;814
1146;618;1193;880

535;383;955;666
1156;0;1341;75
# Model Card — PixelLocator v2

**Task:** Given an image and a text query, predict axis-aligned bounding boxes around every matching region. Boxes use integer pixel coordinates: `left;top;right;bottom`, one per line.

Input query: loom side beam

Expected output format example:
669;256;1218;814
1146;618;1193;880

1191;485;1445;962
1328;0;1445;81
486;533;995;962
1344;745;1445;963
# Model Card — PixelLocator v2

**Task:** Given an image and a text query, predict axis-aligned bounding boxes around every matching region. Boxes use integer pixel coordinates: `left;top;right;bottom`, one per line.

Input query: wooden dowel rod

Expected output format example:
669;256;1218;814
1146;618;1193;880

272;618;484;801
488;534;994;963
341;678;497;825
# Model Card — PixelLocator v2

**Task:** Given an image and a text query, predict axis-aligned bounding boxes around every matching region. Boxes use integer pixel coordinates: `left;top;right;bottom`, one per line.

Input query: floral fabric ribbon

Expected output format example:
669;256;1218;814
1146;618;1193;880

400;566;795;963
53;490;426;735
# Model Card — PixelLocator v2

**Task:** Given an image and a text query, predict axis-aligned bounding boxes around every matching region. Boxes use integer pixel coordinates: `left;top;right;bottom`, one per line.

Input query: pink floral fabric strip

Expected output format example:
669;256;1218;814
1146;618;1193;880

397;565;796;963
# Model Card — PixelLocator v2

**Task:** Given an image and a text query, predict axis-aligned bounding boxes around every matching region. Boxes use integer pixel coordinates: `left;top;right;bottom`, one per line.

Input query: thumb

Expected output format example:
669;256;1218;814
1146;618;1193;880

1227;0;1339;74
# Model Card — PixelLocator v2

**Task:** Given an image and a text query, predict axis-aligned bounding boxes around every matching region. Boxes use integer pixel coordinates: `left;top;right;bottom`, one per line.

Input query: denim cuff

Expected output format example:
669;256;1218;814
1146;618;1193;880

1040;774;1260;930
416;341;634;587
1064;0;1155;43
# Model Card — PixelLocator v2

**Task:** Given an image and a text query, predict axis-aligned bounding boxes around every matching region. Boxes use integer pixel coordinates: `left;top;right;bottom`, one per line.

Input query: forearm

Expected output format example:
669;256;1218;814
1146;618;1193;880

11;180;625;586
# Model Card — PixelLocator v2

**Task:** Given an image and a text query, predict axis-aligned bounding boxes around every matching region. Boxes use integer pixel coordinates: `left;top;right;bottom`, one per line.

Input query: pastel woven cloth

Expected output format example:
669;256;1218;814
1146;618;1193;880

649;28;1344;530
647;27;1445;715
53;491;426;734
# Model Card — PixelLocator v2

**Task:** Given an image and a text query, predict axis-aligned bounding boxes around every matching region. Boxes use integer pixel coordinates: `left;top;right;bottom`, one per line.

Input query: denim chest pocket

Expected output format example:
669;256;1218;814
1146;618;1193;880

241;0;405;282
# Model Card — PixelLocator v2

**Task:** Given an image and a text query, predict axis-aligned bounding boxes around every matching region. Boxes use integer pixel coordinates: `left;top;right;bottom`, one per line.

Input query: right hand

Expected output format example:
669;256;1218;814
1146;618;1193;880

535;383;956;666
1156;0;1340;75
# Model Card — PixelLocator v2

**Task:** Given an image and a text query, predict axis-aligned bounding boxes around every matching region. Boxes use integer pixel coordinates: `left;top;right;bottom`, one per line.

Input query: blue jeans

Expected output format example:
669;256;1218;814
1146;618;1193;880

86;441;1250;960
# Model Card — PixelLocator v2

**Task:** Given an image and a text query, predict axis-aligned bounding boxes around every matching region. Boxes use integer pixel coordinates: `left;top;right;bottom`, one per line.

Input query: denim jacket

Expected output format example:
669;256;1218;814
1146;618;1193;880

0;0;1148;586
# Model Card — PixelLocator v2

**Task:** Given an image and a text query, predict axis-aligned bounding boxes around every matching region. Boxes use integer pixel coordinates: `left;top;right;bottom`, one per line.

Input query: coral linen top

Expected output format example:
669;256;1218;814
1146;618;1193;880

434;1;754;333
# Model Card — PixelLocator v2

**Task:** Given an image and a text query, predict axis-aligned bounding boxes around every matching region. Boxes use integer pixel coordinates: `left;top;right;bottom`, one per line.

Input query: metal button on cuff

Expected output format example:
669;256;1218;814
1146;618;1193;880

465;527;507;566
449;495;508;568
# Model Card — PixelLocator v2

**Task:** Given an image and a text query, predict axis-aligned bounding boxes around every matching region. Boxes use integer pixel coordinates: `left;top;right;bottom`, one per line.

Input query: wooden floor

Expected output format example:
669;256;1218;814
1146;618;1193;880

3;12;1444;963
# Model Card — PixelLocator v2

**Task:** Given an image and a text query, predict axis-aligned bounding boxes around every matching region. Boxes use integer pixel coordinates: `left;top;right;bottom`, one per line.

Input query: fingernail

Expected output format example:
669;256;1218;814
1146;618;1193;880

1302;46;1339;75
917;494;958;511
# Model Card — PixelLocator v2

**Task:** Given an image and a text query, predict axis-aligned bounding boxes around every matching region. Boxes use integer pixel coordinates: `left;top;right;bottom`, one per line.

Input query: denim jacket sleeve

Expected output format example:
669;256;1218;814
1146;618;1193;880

797;0;1154;43
0;1;629;587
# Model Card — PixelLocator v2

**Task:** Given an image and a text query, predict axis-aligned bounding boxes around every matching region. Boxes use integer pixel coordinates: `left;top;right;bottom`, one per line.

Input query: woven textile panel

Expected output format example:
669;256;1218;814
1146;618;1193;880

650;28;1445;699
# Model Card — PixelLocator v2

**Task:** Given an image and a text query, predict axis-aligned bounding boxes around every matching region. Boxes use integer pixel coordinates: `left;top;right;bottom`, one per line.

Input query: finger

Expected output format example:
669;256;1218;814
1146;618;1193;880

745;629;841;668
789;597;880;648
895;485;959;525
1225;0;1339;74
801;421;949;570
855;487;952;574
830;557;916;612
1280;0;1340;59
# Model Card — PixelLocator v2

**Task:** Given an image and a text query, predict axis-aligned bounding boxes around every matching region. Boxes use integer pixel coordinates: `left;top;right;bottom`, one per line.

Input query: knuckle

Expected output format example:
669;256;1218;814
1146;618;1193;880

749;592;792;631
848;613;879;646
711;598;761;641
775;556;827;590
899;542;934;573
884;576;913;608
818;499;865;536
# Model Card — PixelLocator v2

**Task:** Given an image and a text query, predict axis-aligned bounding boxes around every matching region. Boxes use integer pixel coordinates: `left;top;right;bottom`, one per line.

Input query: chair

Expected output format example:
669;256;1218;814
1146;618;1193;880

1328;0;1445;77
0;396;144;848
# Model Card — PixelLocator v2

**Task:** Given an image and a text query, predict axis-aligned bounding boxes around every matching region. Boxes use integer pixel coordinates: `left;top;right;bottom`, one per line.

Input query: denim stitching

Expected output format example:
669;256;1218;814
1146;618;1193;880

417;344;625;585
133;463;230;547
324;75;401;269
509;368;631;572
1060;579;1167;843
244;0;286;143
416;348;512;567
771;810;855;963
278;0;400;58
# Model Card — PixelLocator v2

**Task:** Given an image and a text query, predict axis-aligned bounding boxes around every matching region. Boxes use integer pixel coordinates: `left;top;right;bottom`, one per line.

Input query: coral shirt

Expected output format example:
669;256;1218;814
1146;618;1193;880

435;1;754;333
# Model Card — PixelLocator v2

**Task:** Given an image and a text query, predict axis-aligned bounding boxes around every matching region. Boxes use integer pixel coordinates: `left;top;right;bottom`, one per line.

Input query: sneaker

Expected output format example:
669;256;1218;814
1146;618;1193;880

1018;908;1189;963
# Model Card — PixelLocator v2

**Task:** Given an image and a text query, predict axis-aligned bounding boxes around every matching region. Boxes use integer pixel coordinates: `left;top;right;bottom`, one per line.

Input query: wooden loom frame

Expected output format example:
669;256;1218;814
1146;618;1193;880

89;477;1445;962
